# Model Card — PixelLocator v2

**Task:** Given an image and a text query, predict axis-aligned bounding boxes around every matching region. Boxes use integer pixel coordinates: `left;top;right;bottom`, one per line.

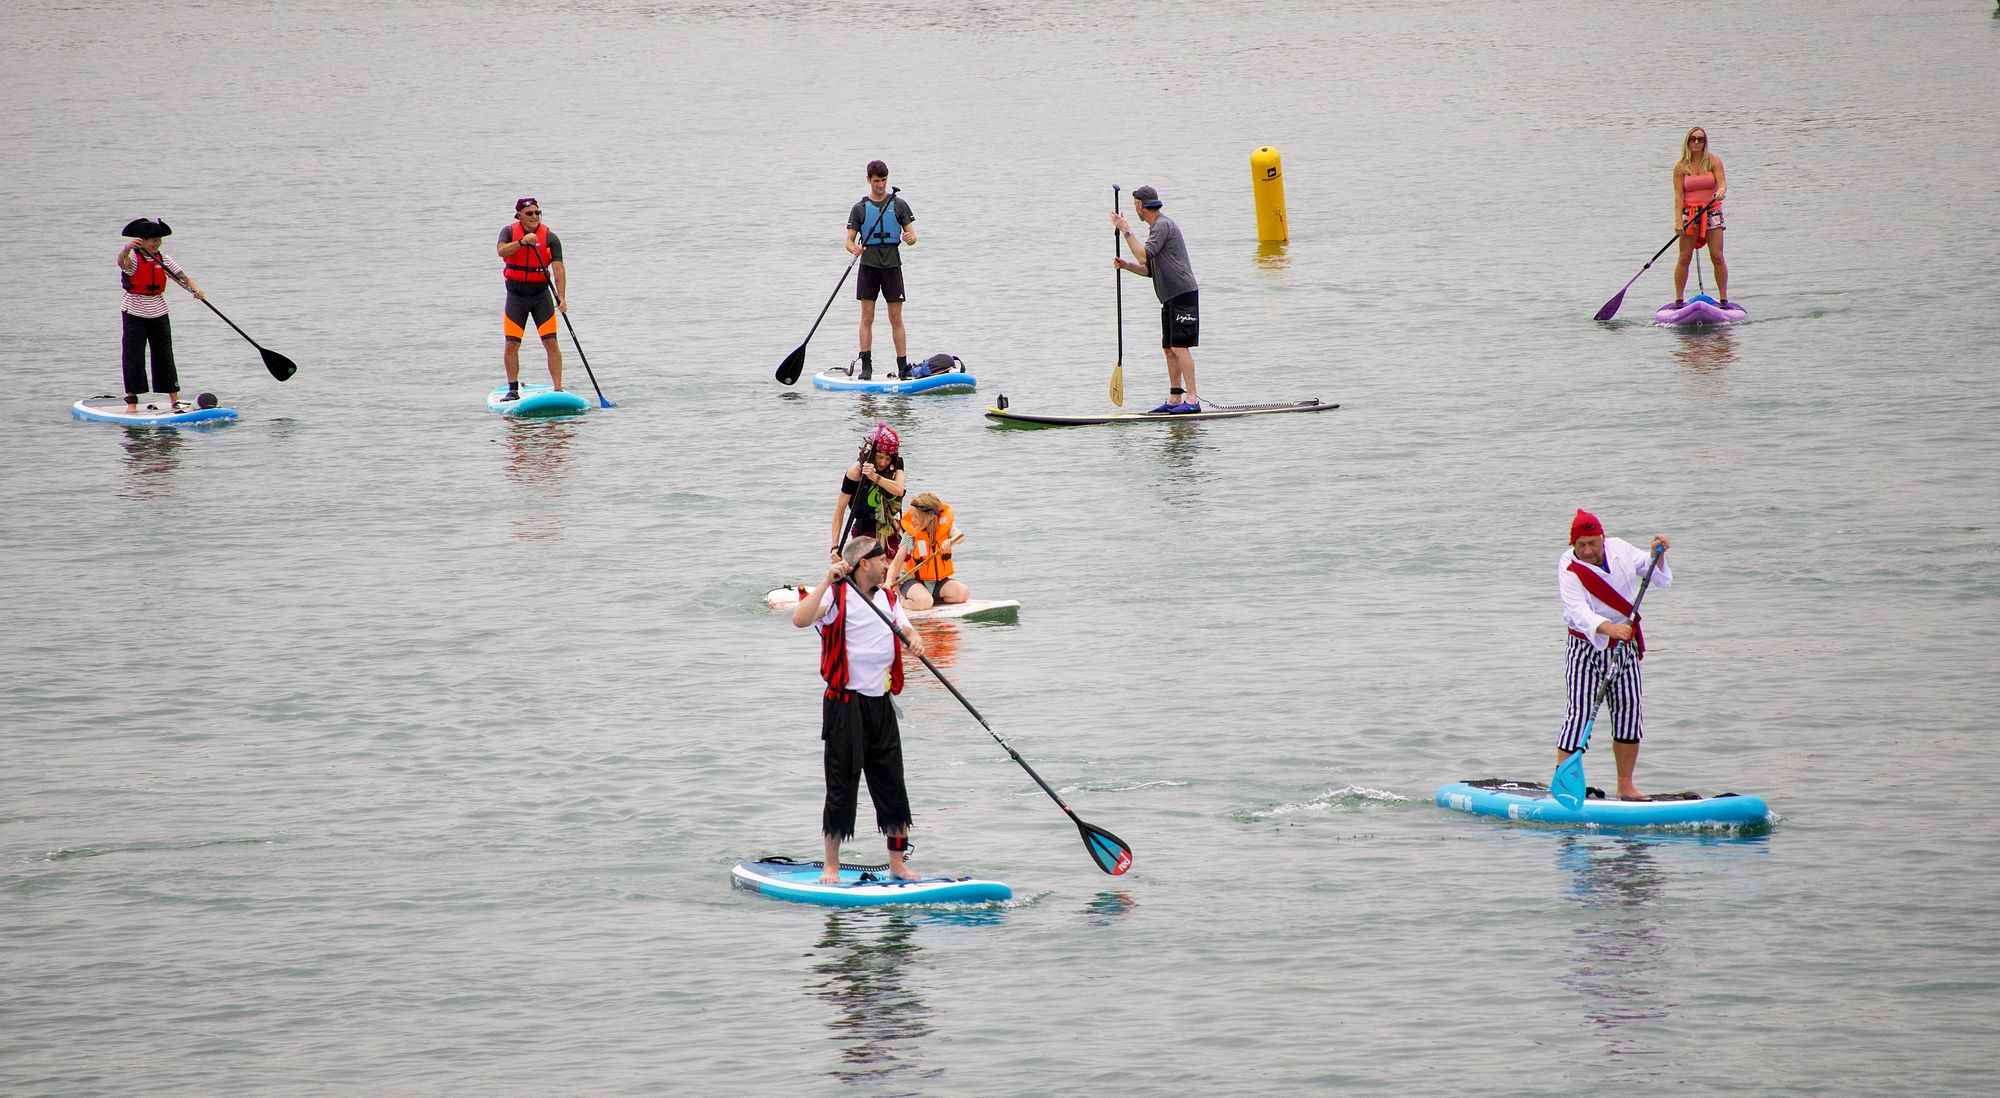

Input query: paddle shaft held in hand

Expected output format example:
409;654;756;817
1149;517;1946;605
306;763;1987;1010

522;239;613;408
1593;199;1718;322
1110;184;1124;407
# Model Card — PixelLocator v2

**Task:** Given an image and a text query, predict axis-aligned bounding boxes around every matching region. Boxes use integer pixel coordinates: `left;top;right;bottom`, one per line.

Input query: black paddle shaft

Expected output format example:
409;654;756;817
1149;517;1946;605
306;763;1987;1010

522;239;611;407
196;296;297;381
1113;184;1123;364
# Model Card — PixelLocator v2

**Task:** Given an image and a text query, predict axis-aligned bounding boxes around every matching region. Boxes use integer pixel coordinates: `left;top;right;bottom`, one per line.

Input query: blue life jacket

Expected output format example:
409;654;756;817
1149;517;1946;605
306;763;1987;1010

859;198;901;247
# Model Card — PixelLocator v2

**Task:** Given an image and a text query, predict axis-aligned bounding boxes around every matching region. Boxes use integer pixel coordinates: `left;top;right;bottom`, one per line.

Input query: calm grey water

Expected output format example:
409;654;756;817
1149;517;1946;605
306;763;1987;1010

5;1;1998;1093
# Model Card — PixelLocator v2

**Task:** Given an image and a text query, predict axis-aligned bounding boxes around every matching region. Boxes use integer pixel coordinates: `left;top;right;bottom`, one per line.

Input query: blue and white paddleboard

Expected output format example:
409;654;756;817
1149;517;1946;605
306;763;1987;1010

72;395;237;427
811;367;976;395
731;858;1011;907
1436;779;1771;829
487;384;589;417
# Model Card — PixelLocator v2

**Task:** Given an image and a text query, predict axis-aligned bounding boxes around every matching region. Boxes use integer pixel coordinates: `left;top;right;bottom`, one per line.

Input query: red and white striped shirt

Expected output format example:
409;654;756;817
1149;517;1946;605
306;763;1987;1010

120;250;186;318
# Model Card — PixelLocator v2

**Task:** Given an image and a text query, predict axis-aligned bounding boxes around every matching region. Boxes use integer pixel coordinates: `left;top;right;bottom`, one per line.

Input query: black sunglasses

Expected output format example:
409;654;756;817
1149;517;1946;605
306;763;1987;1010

521;209;542;216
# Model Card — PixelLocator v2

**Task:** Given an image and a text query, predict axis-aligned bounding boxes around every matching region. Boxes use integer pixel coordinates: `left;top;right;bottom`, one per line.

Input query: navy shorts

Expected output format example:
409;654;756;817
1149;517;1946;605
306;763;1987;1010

1160;290;1198;348
857;265;906;303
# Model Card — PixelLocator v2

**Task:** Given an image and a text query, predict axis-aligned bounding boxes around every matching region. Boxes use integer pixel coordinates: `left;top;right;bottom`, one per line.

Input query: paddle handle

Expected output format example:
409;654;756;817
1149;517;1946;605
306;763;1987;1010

1576;544;1668;737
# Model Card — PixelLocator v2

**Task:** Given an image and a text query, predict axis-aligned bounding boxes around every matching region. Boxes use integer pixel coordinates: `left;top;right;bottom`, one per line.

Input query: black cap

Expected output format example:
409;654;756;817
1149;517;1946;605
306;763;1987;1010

122;218;172;238
1131;186;1163;209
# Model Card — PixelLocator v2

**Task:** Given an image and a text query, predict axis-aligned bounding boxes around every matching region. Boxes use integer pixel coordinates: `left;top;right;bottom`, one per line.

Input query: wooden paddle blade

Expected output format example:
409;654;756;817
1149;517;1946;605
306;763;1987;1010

1108;364;1124;407
775;345;807;385
1550;751;1588;810
1592;289;1627;323
262;348;298;382
1076;817;1133;875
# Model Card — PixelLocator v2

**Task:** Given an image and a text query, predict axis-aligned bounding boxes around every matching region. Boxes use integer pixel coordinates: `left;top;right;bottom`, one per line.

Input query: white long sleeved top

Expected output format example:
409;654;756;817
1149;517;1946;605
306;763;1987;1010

1557;537;1671;653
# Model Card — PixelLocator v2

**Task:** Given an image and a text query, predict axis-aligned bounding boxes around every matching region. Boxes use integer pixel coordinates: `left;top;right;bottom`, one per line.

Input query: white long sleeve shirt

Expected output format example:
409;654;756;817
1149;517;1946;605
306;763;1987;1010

1557;537;1671;653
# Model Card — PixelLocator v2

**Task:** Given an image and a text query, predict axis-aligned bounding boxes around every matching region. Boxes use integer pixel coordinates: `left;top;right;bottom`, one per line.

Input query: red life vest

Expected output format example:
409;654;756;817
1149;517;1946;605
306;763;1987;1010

819;584;905;700
124;251;169;295
1566;560;1644;659
503;224;551;284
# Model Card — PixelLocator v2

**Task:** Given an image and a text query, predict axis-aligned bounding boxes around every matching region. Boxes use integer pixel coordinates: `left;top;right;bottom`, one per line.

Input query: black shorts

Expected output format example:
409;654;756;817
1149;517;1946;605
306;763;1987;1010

1160;290;1198;348
821;691;912;842
503;288;557;341
857;265;906;303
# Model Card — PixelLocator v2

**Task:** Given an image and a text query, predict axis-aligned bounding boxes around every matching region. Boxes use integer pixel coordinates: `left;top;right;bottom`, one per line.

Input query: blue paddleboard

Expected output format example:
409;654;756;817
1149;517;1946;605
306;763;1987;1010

488;384;588;417
811;367;976;395
72;395;237;427
731;857;1011;907
1436;779;1771;829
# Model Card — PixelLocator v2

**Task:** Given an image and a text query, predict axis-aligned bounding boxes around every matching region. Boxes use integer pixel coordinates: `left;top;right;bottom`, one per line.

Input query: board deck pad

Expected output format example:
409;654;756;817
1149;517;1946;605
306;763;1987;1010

985;396;1338;427
731;857;1012;907
72;395;238;427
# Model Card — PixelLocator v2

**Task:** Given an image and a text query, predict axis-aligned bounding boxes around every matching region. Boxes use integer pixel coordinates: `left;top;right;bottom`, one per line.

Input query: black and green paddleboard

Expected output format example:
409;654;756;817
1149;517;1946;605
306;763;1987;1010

984;394;1339;428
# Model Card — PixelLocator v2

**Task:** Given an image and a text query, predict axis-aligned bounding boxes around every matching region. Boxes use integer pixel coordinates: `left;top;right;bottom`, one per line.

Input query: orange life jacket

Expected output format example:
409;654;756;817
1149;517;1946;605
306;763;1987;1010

503;223;551;284
899;504;955;583
124;251;168;295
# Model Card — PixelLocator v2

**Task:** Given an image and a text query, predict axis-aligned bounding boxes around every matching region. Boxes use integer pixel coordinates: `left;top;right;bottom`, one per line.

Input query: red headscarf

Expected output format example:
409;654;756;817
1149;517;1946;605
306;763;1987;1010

1570;508;1604;544
868;421;900;457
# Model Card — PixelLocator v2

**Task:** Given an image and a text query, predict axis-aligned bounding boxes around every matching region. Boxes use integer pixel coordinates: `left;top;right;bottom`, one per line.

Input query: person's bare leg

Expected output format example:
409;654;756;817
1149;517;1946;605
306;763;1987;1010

888;301;907;359
820;833;843;883
1673;235;1695;302
1613;740;1646;800
1709;232;1729;302
887;830;917;880
542;331;564;391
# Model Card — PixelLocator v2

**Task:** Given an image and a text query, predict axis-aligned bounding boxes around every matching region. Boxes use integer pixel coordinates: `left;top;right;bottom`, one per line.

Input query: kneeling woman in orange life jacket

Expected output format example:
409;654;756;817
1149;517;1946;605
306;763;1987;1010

894;492;969;610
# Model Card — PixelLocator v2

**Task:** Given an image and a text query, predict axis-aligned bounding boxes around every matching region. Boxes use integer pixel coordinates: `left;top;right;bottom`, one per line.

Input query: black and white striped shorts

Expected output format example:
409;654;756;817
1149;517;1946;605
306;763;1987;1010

1556;634;1643;751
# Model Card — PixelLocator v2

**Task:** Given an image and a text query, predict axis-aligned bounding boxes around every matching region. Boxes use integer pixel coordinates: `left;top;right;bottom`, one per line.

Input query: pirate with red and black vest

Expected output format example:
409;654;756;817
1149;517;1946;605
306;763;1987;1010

116;218;206;413
1556;509;1673;801
791;534;929;883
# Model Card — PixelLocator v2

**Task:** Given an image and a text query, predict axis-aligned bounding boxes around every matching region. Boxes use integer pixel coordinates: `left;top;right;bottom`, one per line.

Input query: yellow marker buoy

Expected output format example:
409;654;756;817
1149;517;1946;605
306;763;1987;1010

1251;146;1287;243
1256;144;1288;241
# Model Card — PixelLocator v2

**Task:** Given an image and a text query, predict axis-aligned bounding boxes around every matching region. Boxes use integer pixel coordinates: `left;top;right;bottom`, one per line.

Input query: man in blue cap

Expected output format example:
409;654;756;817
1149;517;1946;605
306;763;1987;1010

1112;185;1200;413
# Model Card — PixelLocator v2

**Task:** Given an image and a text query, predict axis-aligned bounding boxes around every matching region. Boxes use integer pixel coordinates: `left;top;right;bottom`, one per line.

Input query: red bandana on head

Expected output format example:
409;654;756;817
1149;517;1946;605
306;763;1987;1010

1570;508;1603;545
869;421;900;457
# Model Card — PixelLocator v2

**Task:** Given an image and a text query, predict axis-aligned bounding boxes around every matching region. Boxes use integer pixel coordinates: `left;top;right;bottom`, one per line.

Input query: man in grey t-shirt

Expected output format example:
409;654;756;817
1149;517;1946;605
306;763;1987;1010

1113;185;1200;413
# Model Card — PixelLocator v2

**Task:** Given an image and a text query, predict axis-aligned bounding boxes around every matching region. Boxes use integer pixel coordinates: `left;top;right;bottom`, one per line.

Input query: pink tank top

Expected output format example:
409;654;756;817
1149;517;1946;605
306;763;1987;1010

1683;170;1717;208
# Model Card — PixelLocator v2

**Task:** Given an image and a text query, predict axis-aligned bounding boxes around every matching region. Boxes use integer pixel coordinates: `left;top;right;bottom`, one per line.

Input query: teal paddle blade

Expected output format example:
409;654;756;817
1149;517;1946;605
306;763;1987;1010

1550;741;1590;810
1079;819;1133;875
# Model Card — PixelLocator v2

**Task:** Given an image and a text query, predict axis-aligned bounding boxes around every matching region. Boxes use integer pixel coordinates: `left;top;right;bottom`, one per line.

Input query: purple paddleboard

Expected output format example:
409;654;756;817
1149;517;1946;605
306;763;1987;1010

1653;294;1746;327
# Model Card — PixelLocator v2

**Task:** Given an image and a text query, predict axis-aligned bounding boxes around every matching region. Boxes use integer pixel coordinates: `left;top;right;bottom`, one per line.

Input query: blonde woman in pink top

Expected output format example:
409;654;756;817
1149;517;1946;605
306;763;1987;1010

1672;126;1729;307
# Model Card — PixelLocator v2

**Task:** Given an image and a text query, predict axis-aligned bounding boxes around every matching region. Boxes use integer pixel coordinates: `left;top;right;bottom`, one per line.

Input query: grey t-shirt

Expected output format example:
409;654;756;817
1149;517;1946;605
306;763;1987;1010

1142;214;1198;302
847;195;914;269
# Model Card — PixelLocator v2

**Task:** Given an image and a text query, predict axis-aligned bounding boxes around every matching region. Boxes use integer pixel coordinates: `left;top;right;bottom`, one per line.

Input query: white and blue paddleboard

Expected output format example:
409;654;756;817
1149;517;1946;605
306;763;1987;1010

1436;779;1772;829
72;395;237;427
488;384;589;418
731;857;1011;907
811;363;976;395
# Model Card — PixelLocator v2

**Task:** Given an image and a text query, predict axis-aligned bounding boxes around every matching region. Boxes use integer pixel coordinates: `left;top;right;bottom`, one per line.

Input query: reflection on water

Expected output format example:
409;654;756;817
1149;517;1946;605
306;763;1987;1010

809;909;940;1089
1083;890;1137;925
1254;240;1290;271
913;619;961;671
500;419;579;540
118;426;185;500
1672;327;1738;375
1555;835;1672;1069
